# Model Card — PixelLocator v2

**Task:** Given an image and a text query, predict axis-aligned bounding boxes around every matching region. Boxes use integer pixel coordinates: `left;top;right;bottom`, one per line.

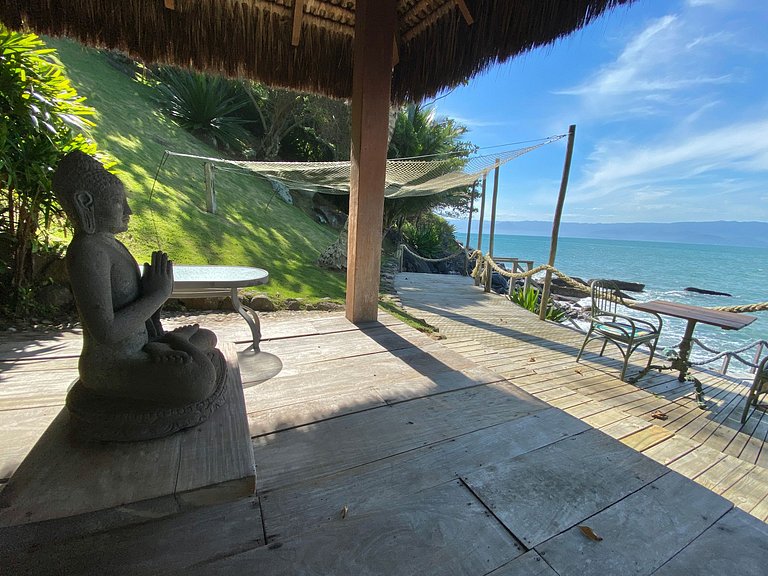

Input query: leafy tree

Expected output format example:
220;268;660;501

0;27;98;310
242;85;351;161
279;96;351;162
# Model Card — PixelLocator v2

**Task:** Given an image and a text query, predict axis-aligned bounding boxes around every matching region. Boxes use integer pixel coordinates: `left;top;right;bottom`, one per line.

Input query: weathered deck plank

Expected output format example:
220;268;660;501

261;408;589;538
462;428;667;549
653;508;768;576
182;482;524;576
253;380;550;491
535;472;733;576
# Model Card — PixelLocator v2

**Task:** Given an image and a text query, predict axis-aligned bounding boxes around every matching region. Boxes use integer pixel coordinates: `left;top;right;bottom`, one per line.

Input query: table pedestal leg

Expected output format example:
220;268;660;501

677;320;696;382
230;287;261;352
677;320;706;409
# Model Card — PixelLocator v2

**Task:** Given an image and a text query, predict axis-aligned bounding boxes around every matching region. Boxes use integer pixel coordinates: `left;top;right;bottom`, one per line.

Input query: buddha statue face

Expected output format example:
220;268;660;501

92;181;132;234
53;151;133;235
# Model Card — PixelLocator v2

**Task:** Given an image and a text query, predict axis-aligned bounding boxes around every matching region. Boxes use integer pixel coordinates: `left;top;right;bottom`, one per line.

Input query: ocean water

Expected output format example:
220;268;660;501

465;233;767;370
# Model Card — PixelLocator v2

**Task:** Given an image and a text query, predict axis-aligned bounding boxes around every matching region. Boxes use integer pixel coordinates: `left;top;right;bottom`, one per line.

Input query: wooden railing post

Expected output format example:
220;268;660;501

204;162;216;214
540;124;576;320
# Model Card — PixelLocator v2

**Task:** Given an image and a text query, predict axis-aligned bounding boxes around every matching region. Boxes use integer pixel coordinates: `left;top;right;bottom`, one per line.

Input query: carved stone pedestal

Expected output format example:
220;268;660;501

0;344;255;528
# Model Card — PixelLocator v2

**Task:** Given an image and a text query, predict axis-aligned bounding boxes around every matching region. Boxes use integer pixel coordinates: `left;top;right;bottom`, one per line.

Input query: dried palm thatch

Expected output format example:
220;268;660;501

1;0;634;102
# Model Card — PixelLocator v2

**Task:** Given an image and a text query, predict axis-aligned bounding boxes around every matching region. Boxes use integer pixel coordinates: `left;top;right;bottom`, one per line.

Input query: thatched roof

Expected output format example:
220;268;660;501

2;0;634;102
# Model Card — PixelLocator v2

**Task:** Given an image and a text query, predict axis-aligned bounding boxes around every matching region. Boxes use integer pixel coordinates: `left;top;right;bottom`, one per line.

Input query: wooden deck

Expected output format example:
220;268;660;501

1;283;767;574
396;273;768;520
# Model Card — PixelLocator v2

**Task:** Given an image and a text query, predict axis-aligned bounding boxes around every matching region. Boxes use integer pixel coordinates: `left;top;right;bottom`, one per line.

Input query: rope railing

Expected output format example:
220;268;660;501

687;339;767;373
478;251;768;312
400;244;468;264
712;302;768;314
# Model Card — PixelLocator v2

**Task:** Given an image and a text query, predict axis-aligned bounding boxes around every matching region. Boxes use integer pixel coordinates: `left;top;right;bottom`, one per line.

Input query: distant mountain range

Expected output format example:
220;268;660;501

447;220;768;249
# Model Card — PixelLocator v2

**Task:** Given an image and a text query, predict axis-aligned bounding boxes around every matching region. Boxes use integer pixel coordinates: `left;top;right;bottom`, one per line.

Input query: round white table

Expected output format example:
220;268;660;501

170;265;269;351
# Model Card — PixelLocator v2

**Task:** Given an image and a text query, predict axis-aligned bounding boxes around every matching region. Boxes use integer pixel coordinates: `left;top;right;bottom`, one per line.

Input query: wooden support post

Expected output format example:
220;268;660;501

464;181;477;276
346;0;396;323
204;162;216;214
465;181;476;250
291;0;306;46
539;124;576;321
488;159;500;258
474;176;487;286
477;175;487;252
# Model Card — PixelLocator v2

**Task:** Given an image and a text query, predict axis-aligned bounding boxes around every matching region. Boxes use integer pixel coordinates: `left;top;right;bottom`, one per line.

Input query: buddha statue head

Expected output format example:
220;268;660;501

53;151;132;235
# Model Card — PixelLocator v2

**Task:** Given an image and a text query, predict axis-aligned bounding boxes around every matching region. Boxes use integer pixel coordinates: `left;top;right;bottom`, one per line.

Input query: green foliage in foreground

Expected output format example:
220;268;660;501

0;27;99;311
509;287;566;322
47;38;345;302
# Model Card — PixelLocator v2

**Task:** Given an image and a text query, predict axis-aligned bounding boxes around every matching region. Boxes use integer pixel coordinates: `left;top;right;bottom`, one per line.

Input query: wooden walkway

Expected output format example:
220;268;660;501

396;273;768;521
1;298;767;573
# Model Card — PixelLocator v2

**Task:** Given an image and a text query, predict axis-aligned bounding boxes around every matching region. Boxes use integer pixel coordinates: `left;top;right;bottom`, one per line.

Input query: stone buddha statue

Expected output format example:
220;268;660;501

53;151;226;440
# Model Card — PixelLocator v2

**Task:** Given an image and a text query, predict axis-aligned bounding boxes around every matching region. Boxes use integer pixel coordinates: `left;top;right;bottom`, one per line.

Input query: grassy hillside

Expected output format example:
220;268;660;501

49;38;345;303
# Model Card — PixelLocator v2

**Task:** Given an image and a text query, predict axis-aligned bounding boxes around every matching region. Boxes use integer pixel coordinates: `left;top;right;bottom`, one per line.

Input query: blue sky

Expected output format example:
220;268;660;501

433;0;768;224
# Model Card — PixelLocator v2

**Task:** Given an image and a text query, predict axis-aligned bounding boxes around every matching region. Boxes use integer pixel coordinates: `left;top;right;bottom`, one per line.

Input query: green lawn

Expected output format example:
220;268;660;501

50;38;346;303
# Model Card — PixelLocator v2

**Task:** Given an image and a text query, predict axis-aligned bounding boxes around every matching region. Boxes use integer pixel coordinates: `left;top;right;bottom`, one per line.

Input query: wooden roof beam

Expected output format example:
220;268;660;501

454;0;473;25
292;0;306;46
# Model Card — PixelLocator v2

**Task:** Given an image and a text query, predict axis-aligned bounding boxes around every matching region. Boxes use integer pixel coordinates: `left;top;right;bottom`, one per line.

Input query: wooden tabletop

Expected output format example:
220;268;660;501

631;300;757;331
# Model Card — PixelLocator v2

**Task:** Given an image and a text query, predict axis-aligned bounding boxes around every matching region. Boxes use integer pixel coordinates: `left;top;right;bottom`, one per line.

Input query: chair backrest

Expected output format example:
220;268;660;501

590;280;622;317
758;356;768;392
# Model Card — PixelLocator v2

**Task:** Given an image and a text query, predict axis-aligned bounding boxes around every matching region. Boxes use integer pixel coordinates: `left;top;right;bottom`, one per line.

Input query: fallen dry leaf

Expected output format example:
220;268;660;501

651;411;668;421
575;369;583;375
529;357;536;363
578;525;603;541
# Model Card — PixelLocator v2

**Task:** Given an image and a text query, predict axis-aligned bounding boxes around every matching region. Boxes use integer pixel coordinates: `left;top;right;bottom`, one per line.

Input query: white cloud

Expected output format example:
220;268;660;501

571;118;768;207
557;13;740;118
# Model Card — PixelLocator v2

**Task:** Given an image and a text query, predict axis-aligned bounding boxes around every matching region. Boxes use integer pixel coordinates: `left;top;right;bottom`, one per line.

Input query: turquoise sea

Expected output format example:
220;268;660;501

465;233;766;369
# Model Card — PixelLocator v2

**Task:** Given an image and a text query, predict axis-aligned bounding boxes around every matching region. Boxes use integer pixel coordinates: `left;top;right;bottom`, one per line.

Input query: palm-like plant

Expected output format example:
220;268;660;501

509;287;566;322
153;67;252;153
385;103;477;229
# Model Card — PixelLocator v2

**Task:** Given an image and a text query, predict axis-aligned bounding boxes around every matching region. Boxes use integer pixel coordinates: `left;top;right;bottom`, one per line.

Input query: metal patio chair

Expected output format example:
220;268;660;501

576;280;663;381
741;355;768;424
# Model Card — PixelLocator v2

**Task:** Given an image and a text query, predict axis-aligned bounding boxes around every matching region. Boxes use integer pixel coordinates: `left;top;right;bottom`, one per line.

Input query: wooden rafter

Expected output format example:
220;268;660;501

291;0;306;46
454;0;473;25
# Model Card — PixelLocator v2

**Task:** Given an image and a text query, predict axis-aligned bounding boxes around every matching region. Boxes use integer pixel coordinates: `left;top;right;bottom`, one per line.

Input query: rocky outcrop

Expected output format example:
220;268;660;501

316;220;349;270
401;248;468;276
587;279;645;292
685;287;732;297
549;277;589;298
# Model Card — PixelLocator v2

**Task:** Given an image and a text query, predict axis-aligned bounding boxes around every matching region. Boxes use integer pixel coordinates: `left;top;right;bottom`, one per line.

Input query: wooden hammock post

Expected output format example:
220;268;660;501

464;181;477;275
539;124;576;321
474;175;487;286
465;181;476;249
346;0;396;323
204;162;216;214
484;160;501;293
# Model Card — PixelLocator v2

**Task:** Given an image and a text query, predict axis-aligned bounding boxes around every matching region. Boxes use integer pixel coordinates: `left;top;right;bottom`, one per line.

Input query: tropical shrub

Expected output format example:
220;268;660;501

152;67;252;154
0;26;98;311
509;286;566;322
401;213;456;258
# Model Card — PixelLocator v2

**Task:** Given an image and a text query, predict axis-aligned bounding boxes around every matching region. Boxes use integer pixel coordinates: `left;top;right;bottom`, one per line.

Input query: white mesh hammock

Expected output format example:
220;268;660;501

165;135;564;198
